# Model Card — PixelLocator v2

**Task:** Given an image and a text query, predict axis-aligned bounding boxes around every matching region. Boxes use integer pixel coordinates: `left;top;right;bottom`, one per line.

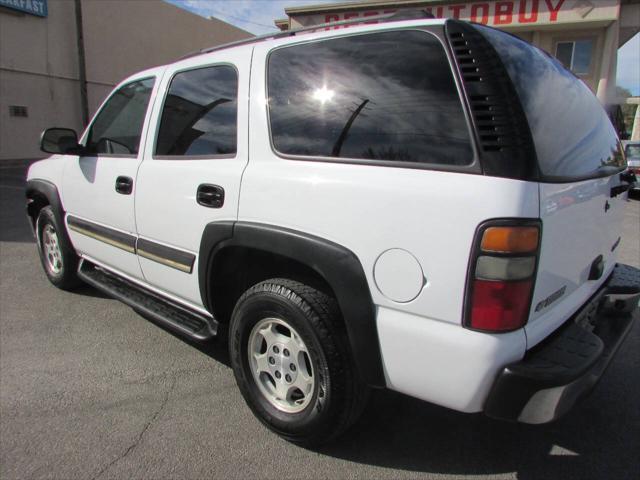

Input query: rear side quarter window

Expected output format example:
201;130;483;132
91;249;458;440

267;30;474;169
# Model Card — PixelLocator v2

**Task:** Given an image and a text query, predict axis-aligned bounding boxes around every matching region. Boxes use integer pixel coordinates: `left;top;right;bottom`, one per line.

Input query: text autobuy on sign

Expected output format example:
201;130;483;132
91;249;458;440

320;0;569;28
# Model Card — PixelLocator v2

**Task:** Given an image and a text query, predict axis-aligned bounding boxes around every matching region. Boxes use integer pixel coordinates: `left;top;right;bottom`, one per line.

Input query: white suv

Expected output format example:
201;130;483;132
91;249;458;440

26;16;640;445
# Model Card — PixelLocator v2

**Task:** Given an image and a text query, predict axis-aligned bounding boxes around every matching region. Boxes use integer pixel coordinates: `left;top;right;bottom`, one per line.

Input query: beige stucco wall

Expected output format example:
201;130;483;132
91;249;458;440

0;1;81;160
0;71;83;159
530;27;607;93
81;0;251;87
0;0;252;161
0;0;79;80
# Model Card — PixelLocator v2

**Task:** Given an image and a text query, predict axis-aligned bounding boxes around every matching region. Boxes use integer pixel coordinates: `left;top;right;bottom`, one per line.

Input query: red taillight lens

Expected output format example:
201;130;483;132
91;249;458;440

465;221;541;333
470;279;533;331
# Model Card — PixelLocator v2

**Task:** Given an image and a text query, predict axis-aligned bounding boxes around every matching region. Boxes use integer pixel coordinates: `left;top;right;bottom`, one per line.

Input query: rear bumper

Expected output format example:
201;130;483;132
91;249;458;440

484;264;639;424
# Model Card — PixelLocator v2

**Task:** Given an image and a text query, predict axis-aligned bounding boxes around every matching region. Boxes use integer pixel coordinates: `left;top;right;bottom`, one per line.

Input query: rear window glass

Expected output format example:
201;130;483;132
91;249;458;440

475;25;624;180
267;30;473;166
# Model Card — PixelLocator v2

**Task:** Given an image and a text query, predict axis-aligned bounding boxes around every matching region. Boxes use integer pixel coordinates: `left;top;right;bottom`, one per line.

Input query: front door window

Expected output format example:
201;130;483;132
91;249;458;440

85;78;155;155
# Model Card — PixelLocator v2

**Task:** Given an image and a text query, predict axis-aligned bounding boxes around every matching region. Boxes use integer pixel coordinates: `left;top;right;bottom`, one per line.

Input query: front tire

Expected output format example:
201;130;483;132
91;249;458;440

36;206;81;290
229;278;368;446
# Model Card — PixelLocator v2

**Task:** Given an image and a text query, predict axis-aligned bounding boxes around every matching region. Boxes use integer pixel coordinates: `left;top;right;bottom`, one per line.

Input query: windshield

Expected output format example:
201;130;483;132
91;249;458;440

474;25;625;181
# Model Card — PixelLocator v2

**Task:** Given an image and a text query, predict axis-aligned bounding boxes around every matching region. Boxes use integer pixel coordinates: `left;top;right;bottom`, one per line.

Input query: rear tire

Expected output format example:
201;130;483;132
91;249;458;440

36;206;82;290
229;278;368;446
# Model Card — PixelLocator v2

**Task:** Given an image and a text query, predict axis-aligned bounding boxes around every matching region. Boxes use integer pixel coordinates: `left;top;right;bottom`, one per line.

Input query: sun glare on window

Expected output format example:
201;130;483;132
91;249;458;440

312;85;335;103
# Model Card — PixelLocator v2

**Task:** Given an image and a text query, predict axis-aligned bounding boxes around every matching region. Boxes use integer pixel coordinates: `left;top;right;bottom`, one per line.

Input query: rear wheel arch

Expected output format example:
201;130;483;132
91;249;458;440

199;221;385;388
208;245;335;325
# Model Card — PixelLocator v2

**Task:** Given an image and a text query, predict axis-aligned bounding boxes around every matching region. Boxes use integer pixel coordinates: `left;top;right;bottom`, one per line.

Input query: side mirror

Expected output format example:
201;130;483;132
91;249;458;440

40;128;81;155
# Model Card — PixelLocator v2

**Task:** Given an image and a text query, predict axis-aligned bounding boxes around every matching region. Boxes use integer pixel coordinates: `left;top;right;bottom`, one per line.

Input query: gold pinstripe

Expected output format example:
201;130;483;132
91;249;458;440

68;224;135;254
137;248;193;273
68;219;192;273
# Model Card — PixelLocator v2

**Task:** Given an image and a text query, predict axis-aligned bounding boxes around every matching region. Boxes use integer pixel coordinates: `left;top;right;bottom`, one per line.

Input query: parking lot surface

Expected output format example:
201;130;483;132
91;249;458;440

1;162;639;480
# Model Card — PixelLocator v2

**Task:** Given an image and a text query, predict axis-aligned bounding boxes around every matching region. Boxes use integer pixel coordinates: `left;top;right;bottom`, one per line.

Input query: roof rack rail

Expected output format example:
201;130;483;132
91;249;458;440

179;9;435;60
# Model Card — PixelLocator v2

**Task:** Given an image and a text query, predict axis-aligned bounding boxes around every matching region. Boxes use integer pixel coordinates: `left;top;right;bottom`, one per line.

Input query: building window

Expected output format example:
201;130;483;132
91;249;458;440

555;40;593;75
267;30;473;166
9;105;28;117
155;65;238;157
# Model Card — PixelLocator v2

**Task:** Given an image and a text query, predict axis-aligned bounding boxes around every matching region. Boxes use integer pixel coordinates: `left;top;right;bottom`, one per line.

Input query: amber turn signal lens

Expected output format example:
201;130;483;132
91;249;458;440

480;226;539;253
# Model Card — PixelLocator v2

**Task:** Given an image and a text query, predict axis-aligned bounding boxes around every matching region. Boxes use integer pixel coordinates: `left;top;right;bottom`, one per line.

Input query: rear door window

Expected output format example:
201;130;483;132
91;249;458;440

155;65;238;157
267;30;473;167
475;25;624;181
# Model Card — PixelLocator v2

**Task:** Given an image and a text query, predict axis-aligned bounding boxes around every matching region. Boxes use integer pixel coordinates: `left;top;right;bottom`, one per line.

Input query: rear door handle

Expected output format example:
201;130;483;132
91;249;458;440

115;176;133;195
197;184;224;208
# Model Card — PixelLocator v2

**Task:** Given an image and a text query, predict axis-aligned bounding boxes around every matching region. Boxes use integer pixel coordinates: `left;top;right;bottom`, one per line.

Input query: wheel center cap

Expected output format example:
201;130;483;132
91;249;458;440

268;343;297;384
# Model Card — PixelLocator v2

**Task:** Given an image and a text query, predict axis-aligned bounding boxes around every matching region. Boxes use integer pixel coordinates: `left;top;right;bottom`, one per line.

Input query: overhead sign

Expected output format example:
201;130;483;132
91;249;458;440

293;0;619;29
0;0;47;17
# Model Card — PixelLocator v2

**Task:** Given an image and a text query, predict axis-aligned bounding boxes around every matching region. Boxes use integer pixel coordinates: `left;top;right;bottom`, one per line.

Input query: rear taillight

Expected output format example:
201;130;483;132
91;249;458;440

464;220;541;333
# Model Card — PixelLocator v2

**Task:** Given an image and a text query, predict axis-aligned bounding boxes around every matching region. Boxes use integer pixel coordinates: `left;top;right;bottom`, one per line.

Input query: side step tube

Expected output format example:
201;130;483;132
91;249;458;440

78;259;217;341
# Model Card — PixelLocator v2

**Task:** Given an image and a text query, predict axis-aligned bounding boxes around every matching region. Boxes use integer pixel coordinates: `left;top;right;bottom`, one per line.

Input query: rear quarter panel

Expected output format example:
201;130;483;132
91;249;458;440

241;42;540;326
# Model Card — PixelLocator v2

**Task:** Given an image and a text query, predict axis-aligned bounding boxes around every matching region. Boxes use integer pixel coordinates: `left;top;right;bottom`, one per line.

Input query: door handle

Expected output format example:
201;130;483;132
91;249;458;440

115;176;133;195
197;184;224;208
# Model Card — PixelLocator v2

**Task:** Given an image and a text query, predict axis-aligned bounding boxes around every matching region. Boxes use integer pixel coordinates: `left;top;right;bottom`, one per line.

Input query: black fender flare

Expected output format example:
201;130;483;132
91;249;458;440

25;179;66;231
199;221;385;388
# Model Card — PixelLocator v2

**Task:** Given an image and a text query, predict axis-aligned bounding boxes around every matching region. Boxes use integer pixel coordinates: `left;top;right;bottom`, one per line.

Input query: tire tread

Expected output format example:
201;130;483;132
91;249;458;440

231;278;369;445
36;206;82;290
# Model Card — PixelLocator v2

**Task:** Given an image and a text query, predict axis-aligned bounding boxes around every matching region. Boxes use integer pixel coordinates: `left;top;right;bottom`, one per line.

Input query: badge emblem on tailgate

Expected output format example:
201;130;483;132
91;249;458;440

535;286;567;312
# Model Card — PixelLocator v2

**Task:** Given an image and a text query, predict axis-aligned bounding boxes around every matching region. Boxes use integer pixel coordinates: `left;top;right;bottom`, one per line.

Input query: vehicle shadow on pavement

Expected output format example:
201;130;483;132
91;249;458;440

73;283;112;299
73;282;637;479
0;164;34;243
0;190;35;243
134;309;232;367
316;351;640;480
129;293;637;479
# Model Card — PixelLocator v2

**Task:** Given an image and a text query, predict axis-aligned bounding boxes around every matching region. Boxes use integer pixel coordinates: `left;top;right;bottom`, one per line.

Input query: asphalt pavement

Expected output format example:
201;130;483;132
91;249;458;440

1;162;639;480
